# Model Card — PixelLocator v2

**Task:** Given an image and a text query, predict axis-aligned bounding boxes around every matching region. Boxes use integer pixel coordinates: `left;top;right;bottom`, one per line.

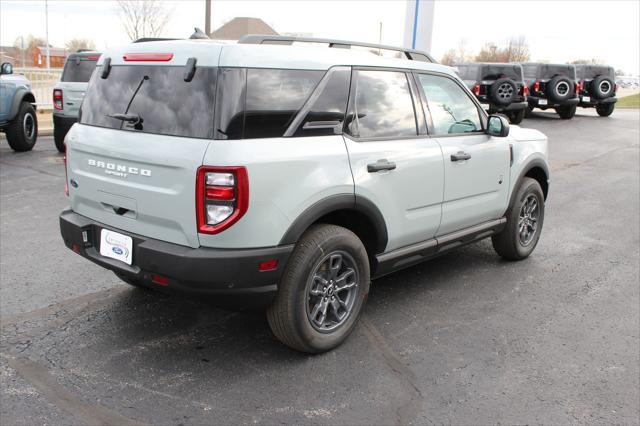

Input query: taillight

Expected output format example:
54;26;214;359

123;53;173;62
473;83;481;96
53;89;63;110
575;81;580;95
523;85;530;96
196;166;248;234
533;81;540;93
614;83;618;93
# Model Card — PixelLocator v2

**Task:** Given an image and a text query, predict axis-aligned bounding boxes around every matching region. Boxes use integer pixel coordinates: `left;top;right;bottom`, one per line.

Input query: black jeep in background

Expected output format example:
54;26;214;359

575;64;617;117
455;62;528;124
520;63;579;119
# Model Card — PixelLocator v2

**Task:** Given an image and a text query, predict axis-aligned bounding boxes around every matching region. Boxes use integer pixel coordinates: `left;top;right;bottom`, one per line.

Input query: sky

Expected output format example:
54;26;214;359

1;0;639;75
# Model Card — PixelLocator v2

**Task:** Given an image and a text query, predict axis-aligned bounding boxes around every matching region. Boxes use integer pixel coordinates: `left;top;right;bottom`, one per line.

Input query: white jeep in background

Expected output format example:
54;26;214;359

60;36;549;353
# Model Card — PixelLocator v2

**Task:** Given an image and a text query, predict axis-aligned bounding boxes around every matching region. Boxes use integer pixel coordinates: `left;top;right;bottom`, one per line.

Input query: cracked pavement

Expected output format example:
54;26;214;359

1;108;639;424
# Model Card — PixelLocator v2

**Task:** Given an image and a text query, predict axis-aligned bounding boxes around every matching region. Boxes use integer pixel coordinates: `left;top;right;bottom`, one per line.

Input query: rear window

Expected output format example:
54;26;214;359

62;57;99;82
480;65;523;81
80;65;216;139
455;64;480;81
576;65;614;79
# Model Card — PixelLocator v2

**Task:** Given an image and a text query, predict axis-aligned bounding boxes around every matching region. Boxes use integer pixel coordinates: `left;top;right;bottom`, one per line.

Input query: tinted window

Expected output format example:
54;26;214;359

576;65;614;79
418;74;481;135
456;64;480;81
540;65;576;80
522;65;537;80
215;67;246;139
294;69;350;137
480;65;523;81
81;65;216;139
244;69;323;139
62;58;98;82
346;70;417;139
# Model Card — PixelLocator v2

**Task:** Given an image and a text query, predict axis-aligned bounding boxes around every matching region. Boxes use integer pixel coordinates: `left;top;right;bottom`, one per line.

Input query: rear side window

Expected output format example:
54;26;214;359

418;73;481;135
522;65;537;80
456;64;479;81
62;57;98;82
244;69;323;139
81;65;216;139
481;65;523;81
293;69;351;137
346;70;417;139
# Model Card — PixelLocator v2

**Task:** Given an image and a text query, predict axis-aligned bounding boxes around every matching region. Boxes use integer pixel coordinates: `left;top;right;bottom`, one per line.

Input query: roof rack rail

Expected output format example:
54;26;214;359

238;35;436;63
133;37;180;43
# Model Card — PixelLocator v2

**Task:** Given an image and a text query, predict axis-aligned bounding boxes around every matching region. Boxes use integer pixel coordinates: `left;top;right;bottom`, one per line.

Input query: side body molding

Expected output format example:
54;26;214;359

279;194;388;254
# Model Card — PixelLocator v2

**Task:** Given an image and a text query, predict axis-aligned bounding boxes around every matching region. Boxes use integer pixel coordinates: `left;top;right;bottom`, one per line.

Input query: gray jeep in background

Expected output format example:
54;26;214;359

519;62;579;119
575;64;617;117
0;62;38;151
455;62;528;124
53;51;101;152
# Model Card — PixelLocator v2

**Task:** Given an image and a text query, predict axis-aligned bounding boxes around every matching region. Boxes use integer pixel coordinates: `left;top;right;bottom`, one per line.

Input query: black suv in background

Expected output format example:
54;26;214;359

455;62;528;124
519;63;579;119
575;65;617;117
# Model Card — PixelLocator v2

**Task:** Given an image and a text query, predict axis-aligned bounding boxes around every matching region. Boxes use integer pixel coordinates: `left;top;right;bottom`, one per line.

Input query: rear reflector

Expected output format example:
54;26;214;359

151;274;169;286
259;259;278;272
123;53;174;62
206;186;235;200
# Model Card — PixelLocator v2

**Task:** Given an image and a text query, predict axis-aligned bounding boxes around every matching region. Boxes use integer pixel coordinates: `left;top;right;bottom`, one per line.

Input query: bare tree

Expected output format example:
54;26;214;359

65;38;96;52
440;48;457;66
475;43;501;62
11;35;47;66
116;0;172;41
504;36;530;62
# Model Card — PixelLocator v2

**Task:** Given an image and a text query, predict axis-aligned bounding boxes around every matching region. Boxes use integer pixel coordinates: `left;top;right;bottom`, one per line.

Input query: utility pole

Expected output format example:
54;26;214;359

205;0;211;36
45;0;50;69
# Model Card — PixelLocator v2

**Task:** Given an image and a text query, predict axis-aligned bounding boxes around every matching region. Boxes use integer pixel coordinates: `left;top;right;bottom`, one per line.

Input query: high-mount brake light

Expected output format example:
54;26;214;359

86;55;100;60
123;53;174;62
53;89;63;110
196;166;249;234
473;84;481;96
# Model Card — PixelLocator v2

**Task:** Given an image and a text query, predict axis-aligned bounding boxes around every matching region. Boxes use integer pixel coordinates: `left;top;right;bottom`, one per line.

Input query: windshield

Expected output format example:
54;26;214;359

80;65;216;139
62;58;99;82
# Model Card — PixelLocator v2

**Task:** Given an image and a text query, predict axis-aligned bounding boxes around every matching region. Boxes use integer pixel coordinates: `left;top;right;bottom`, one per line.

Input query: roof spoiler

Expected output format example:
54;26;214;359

238;35;436;63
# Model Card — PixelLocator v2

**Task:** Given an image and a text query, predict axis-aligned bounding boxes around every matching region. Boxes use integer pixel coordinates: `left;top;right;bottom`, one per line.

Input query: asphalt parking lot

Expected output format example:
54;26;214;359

1;108;639;424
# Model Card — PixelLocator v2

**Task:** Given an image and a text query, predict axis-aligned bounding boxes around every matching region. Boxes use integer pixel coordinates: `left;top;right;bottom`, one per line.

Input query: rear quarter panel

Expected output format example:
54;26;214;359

198;135;354;249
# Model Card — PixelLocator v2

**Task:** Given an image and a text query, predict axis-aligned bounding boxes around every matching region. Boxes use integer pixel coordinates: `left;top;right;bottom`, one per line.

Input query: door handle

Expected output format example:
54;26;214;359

451;151;471;162
367;159;396;173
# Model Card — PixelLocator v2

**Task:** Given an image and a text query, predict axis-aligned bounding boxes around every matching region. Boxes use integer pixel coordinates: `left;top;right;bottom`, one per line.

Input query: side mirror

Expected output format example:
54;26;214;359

0;62;13;75
487;114;510;137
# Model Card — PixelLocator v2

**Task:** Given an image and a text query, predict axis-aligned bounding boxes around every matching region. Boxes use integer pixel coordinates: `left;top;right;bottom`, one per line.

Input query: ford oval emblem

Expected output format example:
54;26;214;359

112;246;124;255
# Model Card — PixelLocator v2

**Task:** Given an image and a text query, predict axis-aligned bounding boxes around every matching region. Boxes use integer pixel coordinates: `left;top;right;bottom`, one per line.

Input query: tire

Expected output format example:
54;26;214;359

6;102;37;152
54;125;66;153
509;109;526;124
489;78;518;107
267;224;370;353
596;102;615;117
591;75;614;100
492;177;545;261
546;75;574;103
114;272;145;288
556;104;577;119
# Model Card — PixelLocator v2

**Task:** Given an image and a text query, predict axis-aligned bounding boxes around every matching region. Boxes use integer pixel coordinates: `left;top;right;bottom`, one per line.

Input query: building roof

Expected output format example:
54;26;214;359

35;46;67;57
209;17;278;40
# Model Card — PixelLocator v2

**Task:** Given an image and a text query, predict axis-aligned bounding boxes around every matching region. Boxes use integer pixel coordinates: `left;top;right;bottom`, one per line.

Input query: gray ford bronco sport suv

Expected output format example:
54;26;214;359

53;51;101;152
455;62;528;124
60;36;549;353
520;62;579;119
0;62;38;151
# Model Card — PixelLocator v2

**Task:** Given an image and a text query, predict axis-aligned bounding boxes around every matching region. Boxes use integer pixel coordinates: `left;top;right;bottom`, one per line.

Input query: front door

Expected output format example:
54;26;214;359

415;72;510;236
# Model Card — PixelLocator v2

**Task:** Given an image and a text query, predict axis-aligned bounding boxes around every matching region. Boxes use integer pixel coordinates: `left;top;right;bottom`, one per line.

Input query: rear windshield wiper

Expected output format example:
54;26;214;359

106;113;142;125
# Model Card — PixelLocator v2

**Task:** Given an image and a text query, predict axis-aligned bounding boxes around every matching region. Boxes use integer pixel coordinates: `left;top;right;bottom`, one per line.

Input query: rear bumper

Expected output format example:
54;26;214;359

487;101;528;113
59;209;292;307
528;96;579;108
579;96;617;107
53;114;77;135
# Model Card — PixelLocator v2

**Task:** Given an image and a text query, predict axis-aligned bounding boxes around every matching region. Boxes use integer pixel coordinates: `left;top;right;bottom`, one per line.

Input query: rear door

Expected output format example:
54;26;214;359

343;68;444;252
415;72;510;236
57;55;99;116
67;61;217;248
